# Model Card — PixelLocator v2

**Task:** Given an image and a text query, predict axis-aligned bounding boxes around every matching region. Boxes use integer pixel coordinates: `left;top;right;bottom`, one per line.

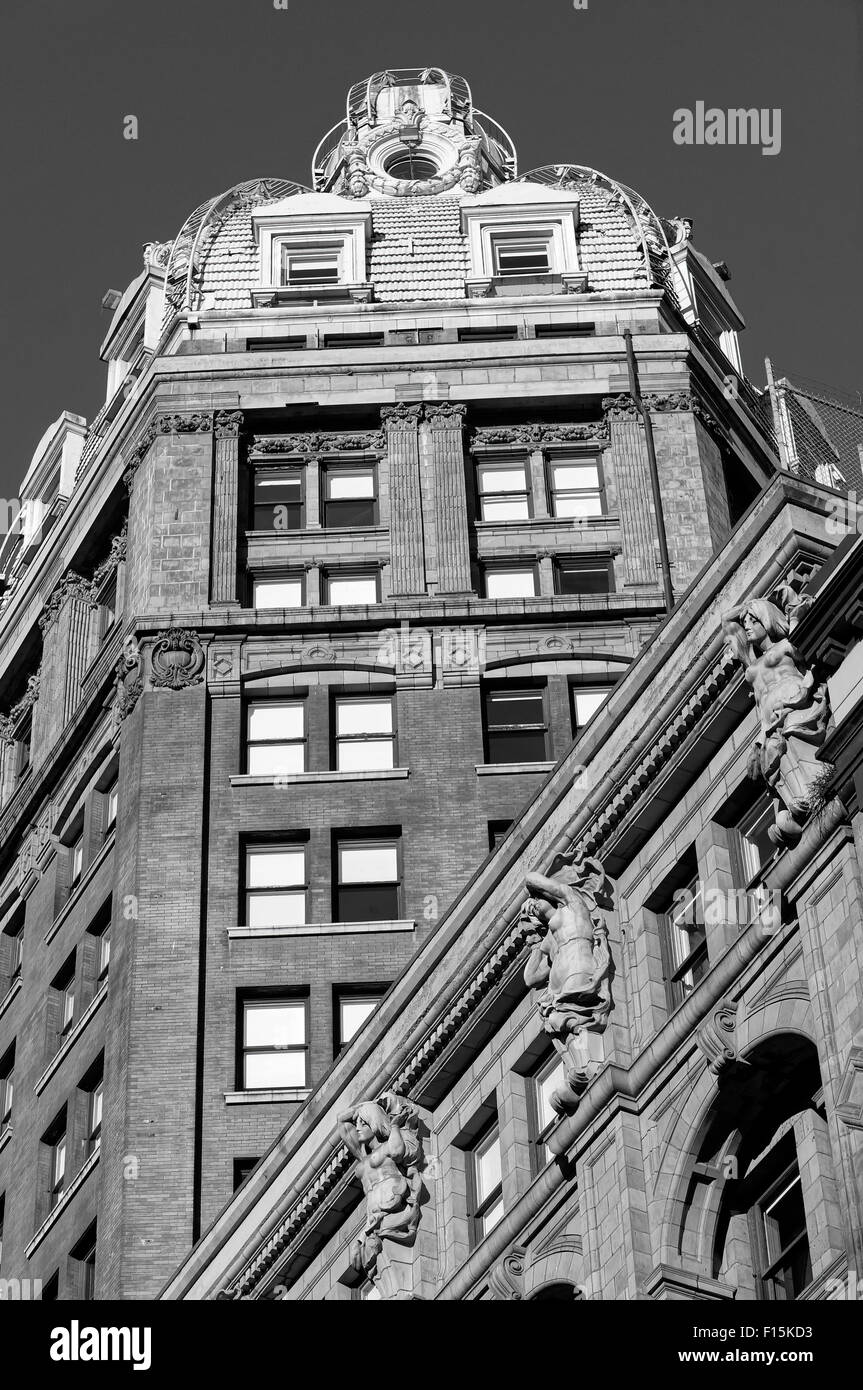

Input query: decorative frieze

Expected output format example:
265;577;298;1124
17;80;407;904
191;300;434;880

248;430;385;457
472;422;609;448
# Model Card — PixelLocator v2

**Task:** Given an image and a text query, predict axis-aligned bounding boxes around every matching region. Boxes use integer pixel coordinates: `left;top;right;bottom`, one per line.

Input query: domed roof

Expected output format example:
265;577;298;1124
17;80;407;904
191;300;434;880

154;78;689;320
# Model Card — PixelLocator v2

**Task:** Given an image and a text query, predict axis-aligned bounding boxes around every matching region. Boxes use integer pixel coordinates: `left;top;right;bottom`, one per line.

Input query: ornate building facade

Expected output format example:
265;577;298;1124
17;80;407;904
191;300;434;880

0;68;855;1301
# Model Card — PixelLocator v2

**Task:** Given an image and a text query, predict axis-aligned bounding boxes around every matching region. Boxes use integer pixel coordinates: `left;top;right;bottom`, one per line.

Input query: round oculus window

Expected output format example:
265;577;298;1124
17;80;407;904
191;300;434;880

383;151;439;181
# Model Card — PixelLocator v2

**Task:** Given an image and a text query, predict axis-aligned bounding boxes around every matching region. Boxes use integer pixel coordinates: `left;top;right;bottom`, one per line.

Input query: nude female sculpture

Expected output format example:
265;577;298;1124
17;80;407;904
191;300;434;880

722;586;829;846
520;856;614;1116
337;1093;423;1282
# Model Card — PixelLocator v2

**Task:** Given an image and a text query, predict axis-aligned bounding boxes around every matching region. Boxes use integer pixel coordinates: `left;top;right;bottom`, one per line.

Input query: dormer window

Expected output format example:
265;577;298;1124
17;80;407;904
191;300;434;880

462;187;584;298
252;195;373;306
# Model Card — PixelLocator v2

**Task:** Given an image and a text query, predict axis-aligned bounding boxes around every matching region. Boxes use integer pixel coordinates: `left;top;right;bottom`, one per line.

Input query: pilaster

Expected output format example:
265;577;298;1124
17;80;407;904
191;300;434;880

381;404;426;597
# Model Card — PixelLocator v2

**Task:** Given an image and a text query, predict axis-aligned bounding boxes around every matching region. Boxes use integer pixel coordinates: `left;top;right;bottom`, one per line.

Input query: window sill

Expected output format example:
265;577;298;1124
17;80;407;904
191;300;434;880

0;976;22;1023
45;833;115;945
224;1088;311;1105
475;761;556;775
251;283;373;307
24;1149;100;1258
230;769;409;788
0;1124;12;1157
228;919;415;940
34;982;108;1096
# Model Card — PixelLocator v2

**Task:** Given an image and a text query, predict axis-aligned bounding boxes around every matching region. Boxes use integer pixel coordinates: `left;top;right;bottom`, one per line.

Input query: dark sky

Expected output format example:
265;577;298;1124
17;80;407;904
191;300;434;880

1;0;860;497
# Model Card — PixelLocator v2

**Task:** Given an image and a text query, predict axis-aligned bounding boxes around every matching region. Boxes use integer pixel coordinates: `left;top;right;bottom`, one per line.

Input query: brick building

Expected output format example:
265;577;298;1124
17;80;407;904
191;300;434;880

0;68;848;1301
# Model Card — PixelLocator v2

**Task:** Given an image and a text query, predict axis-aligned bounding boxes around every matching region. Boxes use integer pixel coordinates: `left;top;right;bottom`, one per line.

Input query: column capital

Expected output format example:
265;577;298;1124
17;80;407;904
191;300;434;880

424;402;467;429
214;409;244;439
381;403;423;431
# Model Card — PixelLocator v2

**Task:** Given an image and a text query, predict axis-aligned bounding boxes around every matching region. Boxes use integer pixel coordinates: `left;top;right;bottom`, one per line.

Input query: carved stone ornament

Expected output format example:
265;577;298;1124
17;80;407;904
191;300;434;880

249;429;385;456
337;1091;424;1300
380;403;423;432
519;855;615;1116
124;412;214;490
695;1003;739;1076
214;410;243;439
722;569;830;847
149;629;206;691
472;421;608;448
39;572;97;633
111;636;143;737
423;402;466;429
488;1245;528;1300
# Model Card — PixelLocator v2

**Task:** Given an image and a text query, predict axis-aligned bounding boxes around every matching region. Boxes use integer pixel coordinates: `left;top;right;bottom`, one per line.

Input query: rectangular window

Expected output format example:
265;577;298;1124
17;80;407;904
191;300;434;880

571;684;611;733
335;836;400;923
247;701;306;776
488;819;512;851
534;322;595;339
322;333;385;350
85;1079;103;1159
495;241;551;277
99;578;117;638
245;845;307;928
3;906;24;991
470;1125;504;1241
246;335;307;352
336;991;384;1050
52;954;77;1039
556;559;613;595
484;566;537;600
252;575;304;610
0;1046;14;1132
663;876;708;1008
50;1131;67;1210
476;458;531;522
754;1160;812;1299
548;458;604;518
457;326;518;343
98;924;111;980
533;1053;566;1168
233;1157;259;1190
334;697;395;772
322;466;377;528
241;997;308;1090
736;798;776;882
105;779;118;832
281;248;340;286
252;468;304;532
73;1228;97;1301
70;834;84;888
484;685;548;764
325;572;379;606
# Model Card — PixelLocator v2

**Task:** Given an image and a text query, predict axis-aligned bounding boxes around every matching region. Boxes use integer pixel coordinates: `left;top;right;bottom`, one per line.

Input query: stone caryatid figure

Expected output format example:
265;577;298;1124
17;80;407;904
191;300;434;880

338;1091;423;1298
722;574;829;847
520;857;614;1117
